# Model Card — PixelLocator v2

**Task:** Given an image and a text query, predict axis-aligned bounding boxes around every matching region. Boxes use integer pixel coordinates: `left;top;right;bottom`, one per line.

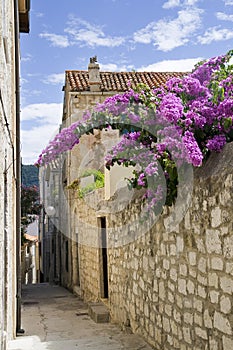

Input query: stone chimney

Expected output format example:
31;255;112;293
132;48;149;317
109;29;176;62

88;56;101;92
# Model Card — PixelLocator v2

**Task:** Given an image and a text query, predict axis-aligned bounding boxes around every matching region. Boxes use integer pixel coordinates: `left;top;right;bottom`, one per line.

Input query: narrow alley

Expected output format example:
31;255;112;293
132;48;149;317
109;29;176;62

8;284;153;350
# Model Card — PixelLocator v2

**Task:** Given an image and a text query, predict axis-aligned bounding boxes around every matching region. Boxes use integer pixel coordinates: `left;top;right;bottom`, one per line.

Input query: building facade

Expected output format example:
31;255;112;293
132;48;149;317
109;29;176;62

0;0;30;348
39;58;183;293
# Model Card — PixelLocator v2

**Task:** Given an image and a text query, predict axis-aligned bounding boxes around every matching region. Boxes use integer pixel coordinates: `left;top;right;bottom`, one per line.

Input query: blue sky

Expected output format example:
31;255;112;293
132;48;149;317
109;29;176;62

20;0;233;164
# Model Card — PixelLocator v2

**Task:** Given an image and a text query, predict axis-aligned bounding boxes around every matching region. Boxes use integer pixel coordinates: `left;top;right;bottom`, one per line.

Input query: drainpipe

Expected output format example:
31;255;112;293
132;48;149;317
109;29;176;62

13;0;24;334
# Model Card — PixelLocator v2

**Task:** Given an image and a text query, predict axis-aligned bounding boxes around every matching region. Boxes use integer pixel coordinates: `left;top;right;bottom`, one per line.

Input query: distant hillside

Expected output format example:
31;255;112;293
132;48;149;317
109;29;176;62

21;164;39;187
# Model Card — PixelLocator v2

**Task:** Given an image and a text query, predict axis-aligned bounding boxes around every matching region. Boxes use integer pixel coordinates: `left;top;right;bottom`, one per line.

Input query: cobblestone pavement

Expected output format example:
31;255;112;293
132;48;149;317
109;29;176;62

8;283;154;350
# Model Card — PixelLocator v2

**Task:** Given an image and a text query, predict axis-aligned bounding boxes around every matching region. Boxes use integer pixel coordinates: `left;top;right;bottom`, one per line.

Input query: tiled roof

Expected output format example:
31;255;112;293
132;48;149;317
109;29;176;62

66;71;186;92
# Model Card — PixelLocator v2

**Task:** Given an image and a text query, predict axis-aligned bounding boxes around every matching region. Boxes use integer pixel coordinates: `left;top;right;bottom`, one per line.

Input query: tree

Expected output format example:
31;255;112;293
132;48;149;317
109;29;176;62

21;185;41;243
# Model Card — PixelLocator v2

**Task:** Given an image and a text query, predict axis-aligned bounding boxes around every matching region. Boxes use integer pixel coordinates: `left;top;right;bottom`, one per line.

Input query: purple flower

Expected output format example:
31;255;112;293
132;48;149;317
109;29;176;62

182;130;203;166
137;173;146;186
206;134;226;152
159;93;183;123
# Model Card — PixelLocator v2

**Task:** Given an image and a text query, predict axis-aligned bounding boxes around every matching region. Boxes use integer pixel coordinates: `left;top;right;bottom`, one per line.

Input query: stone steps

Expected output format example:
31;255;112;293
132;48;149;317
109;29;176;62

88;302;110;323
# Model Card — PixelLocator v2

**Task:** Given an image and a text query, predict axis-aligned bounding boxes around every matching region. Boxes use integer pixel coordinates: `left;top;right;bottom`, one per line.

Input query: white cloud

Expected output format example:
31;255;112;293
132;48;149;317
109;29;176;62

20;77;29;85
43;73;65;85
163;0;199;8
138;57;203;72
99;63;134;71
224;0;233;5
21;125;61;164
21;103;63;123
216;12;233;21
100;63;120;71
163;0;181;9
39;33;70;48
30;90;42;96
64;17;125;48
39;17;125;49
198;27;233;44
184;0;199;5
21;53;32;62
35;12;44;18
21;103;63;164
133;7;203;51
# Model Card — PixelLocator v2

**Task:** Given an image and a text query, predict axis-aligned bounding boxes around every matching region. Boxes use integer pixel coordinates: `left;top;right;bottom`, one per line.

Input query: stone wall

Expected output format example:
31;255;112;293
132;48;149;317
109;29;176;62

76;142;233;349
73;188;105;301
0;0;17;347
107;142;233;349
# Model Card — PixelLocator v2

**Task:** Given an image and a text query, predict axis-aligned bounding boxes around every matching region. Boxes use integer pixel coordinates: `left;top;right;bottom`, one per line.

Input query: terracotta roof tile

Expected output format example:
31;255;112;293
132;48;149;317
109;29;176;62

66;71;186;92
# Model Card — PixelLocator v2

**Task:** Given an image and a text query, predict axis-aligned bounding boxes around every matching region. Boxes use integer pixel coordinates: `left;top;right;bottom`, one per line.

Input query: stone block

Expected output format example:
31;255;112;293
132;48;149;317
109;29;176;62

165;304;172;317
162;316;170;333
226;262;233;275
198;285;206;299
163;259;170;270
88;302;110;323
220;296;231;314
188;251;197;266
208;273;219;288
220;276;233;294
197;274;207;286
187;280;195;294
184;312;193;325
211;257;224;271
168;291;175;303
183;327;192;344
170;244;177;256
159;281;166;301
213;311;232;335
198;257;207;273
223;336;233;350
178;278;187;295
179;264;188;276
195;327;208;340
170;268;178;282
211;207;222;228
176;236;184;253
168;281;175;292
206;229;222;254
209;338;218;350
194;299;203;312
223;236;233;259
171;320;178;336
174;309;181;323
194;313;202;327
144;303;149;318
203;309;212;328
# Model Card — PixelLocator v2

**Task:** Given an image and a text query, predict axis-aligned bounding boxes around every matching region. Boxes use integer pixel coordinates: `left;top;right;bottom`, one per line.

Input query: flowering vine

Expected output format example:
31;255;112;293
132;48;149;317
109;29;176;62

36;50;233;213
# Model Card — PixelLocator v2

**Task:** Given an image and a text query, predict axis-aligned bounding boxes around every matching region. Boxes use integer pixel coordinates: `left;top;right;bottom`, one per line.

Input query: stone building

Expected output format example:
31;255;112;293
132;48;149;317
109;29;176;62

0;0;30;348
39;57;183;289
21;226;39;285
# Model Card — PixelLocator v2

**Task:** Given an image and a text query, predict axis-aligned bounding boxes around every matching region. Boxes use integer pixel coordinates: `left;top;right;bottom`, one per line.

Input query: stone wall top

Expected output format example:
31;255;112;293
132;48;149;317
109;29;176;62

195;142;233;179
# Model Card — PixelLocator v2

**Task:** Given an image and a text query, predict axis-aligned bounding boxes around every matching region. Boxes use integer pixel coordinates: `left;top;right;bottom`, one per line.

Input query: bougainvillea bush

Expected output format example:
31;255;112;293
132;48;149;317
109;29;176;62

36;50;233;212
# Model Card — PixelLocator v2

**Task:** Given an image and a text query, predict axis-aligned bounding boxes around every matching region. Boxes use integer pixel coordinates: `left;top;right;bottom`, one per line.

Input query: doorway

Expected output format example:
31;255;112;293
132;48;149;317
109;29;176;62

100;217;108;299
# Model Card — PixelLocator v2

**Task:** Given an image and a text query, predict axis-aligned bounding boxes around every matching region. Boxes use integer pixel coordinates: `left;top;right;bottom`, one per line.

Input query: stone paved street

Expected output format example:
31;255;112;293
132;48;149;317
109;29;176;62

8;284;154;350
